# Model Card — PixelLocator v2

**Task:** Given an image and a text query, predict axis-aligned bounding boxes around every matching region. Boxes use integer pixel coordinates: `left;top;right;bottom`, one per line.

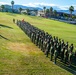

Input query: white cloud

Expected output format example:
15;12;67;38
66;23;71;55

0;2;10;5
58;6;69;10
59;5;76;10
22;2;76;10
0;2;76;10
23;3;76;10
73;5;76;10
22;2;56;7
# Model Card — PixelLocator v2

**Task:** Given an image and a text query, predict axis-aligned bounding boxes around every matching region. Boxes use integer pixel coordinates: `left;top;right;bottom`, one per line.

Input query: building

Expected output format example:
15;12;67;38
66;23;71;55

21;9;37;16
21;9;27;14
37;10;45;17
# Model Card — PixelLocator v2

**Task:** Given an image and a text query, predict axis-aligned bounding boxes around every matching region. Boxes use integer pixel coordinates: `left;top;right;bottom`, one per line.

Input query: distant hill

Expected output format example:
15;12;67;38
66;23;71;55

57;10;76;15
40;6;61;10
3;4;76;14
38;5;76;15
13;5;28;9
43;6;76;15
3;4;42;10
4;5;11;9
13;5;42;10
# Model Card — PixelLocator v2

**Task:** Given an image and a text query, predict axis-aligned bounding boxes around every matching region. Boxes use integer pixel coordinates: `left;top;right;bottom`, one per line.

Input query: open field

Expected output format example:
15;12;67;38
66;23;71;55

0;12;76;75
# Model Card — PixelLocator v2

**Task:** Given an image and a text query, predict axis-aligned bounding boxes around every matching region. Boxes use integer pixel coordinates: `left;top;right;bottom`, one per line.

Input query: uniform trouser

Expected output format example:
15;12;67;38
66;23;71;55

68;57;72;66
46;50;48;57
60;54;64;62
54;57;57;64
64;56;67;63
35;39;38;45
42;46;45;52
41;44;43;50
50;54;53;61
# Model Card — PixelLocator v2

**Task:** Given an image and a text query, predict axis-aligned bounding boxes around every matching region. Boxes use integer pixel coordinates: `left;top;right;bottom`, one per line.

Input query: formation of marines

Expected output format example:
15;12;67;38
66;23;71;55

16;19;76;66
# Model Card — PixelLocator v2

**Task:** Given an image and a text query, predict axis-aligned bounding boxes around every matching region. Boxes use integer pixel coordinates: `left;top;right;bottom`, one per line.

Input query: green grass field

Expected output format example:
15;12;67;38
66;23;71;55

0;12;76;75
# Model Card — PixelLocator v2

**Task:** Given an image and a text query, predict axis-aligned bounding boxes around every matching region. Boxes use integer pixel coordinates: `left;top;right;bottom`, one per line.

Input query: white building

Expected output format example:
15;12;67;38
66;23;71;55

21;10;27;13
21;9;37;16
37;10;45;17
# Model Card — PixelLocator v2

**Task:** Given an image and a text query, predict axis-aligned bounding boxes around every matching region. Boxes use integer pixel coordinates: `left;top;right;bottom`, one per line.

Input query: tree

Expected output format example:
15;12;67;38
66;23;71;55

69;6;74;18
11;0;14;12
57;14;60;19
72;15;75;20
1;5;5;12
63;13;68;19
46;9;50;18
53;10;57;17
46;9;50;14
19;7;22;14
50;7;53;17
43;6;46;16
26;9;30;15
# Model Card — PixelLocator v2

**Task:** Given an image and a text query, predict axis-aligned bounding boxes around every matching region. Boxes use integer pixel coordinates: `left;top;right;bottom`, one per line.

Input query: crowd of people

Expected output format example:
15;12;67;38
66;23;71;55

16;19;76;66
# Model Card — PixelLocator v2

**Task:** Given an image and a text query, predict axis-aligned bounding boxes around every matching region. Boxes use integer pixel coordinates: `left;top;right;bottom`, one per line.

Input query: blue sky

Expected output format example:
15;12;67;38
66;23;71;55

0;0;76;10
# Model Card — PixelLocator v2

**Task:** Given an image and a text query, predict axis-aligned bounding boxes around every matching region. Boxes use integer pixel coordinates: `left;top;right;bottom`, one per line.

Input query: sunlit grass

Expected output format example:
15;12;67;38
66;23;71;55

0;12;74;75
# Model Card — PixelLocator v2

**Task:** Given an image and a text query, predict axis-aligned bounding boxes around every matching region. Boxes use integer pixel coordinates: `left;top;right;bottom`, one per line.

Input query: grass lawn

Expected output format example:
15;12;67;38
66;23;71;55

0;12;75;75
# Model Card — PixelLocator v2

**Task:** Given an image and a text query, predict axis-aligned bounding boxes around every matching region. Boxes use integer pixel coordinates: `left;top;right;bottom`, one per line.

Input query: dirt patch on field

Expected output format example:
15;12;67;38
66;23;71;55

7;42;41;55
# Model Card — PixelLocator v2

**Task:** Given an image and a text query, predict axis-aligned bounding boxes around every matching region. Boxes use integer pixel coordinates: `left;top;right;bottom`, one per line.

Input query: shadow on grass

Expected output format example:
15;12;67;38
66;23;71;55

0;34;10;41
48;56;76;75
0;24;13;29
57;59;76;75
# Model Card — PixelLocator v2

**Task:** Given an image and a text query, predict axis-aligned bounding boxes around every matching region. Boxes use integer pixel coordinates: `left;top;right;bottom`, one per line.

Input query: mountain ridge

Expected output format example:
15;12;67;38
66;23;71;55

3;4;76;14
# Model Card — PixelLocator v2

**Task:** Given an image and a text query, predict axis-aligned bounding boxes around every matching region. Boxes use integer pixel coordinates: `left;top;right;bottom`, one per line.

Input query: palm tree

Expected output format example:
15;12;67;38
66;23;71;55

50;7;53;17
46;9;50;17
19;7;22;14
11;0;14;12
53;10;57;17
46;9;50;14
1;5;5;12
43;6;46;16
63;13;68;19
69;6;74;18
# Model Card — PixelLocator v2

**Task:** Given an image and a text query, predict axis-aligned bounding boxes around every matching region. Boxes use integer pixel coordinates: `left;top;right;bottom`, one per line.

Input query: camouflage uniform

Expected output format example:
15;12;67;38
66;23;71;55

50;45;54;61
68;51;73;66
54;49;58;64
46;42;51;57
64;49;68;64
